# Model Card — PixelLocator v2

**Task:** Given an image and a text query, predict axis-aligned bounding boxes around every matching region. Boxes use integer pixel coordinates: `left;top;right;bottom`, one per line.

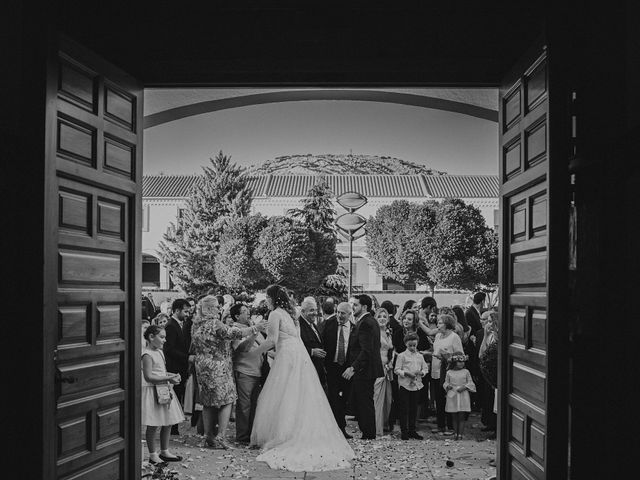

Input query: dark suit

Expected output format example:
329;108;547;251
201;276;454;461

464;306;483;334
347;312;384;438
164;317;190;405
317;313;335;336
322;316;351;431
299;316;327;387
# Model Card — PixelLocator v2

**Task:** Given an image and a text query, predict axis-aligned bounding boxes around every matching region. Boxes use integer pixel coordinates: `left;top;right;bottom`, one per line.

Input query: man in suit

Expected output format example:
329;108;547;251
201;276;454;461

164;298;192;435
322;301;353;439
465;291;485;335
342;294;384;440
298;296;327;389
317;297;336;334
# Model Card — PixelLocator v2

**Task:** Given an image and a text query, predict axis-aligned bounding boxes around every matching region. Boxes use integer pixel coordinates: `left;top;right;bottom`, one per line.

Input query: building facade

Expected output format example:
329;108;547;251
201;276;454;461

142;174;499;292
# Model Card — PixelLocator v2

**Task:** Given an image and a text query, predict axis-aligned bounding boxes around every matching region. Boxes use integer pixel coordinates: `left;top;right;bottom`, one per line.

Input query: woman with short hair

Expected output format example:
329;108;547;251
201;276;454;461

430;314;463;435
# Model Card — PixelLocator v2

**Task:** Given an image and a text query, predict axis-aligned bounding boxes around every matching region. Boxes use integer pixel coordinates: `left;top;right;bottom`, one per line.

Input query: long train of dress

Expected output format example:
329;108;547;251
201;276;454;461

250;308;355;471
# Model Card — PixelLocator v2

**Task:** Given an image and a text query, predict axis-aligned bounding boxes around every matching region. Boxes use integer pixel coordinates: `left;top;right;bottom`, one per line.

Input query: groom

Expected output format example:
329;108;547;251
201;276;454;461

342;294;383;440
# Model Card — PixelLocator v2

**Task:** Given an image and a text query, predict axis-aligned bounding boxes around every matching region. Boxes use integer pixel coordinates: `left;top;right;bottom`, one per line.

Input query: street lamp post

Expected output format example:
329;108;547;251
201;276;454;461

335;192;368;299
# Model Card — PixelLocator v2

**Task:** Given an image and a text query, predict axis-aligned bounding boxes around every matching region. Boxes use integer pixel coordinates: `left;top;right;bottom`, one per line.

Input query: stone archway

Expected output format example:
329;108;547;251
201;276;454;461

144;88;498;128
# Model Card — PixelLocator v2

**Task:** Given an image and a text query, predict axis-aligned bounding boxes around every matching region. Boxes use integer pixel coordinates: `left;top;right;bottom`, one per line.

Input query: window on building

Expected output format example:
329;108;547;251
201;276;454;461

493;208;500;230
383;277;416;291
142;254;160;287
142;204;150;232
177;207;185;219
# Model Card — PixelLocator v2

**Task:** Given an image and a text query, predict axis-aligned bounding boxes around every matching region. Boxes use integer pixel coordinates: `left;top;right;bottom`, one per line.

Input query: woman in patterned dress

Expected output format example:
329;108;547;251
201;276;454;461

191;295;267;449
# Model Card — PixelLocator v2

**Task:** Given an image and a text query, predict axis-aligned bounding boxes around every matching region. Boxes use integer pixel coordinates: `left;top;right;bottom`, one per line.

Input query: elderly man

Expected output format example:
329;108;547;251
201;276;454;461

322;301;354;438
298;296;327;388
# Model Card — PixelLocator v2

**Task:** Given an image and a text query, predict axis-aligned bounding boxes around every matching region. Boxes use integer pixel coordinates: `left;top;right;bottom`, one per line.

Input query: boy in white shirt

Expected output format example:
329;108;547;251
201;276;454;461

394;332;429;440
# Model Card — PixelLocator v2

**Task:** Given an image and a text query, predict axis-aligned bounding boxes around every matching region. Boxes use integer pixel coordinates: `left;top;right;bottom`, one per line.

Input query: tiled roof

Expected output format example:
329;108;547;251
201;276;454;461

142;174;498;198
143;175;200;197
426;175;499;198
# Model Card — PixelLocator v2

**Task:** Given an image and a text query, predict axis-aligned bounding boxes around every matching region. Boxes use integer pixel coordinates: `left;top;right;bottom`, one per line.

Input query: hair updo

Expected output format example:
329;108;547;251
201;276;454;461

266;284;295;315
143;324;164;341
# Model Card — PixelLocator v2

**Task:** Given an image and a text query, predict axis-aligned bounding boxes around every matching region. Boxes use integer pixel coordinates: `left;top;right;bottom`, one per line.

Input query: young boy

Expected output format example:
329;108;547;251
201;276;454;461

394;332;430;440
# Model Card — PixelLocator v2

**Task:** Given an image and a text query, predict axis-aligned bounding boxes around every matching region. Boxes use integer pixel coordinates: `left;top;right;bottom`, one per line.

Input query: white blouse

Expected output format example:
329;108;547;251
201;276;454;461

431;332;463;380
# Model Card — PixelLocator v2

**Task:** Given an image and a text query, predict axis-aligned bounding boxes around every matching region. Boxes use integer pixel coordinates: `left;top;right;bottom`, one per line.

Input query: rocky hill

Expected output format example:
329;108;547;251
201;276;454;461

245;154;446;175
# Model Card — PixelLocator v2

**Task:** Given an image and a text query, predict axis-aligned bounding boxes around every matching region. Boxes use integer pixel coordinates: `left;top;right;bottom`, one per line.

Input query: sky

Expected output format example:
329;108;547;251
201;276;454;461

143;97;498;176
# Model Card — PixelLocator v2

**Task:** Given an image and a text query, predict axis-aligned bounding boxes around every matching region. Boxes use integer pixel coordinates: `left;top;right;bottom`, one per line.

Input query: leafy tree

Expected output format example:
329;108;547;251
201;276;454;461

254;216;338;299
425;199;498;293
254;217;314;296
215;214;271;293
365;199;498;296
158;151;252;296
365;200;438;288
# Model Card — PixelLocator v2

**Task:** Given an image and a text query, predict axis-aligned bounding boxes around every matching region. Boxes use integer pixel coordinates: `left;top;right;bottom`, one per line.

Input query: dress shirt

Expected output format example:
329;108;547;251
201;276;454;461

333;320;352;363
394;349;429;391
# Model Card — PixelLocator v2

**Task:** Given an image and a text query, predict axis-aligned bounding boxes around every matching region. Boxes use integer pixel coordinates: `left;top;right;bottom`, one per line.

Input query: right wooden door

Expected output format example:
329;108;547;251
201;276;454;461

497;42;569;480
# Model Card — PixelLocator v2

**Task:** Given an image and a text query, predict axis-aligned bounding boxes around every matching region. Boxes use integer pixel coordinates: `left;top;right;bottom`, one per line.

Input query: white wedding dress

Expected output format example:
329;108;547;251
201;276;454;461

250;307;355;471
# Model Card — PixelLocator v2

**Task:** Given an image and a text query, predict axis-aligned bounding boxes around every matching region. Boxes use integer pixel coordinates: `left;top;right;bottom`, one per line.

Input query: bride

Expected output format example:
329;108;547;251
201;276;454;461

250;284;355;471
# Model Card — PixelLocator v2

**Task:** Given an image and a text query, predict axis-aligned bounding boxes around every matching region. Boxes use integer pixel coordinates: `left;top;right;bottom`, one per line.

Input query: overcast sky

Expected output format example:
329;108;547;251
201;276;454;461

143;97;498;176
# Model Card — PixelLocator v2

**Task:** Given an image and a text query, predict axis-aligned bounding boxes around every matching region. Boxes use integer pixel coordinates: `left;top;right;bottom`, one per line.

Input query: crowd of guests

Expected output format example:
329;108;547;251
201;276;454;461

140;289;499;463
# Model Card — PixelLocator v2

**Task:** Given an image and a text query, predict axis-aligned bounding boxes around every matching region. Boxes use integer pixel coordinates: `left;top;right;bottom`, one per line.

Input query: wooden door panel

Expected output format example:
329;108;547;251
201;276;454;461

498;44;568;480
45;36;142;480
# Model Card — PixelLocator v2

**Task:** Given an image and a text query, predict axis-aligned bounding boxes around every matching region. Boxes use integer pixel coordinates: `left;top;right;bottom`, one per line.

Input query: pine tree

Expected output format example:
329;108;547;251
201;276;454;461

158;151;252;296
287;178;336;234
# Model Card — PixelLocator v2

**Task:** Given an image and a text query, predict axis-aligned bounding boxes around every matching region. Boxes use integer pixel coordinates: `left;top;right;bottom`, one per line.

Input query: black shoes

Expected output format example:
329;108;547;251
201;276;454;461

408;431;424;440
360;435;376;440
401;433;409;440
481;425;496;432
170;425;180;436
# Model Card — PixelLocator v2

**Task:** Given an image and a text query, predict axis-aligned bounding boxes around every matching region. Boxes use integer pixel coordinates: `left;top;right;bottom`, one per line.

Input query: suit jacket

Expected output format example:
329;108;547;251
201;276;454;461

465;306;483;334
299;316;327;385
347;313;384;380
163;317;189;380
317;313;335;336
322;316;350;368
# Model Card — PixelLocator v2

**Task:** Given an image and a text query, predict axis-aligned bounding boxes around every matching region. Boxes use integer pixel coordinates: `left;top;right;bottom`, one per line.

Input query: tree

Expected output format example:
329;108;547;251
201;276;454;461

286;178;342;296
287;179;336;234
254;216;339;299
214;214;271;293
425;199;498;293
254;217;314;296
158;151;252;296
365;200;438;288
365;198;498;296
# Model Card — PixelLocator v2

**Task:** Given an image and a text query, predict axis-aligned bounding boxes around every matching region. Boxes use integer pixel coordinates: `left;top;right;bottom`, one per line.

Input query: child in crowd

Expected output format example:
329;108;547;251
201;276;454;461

141;319;151;349
443;352;476;440
141;325;185;464
394;333;429;440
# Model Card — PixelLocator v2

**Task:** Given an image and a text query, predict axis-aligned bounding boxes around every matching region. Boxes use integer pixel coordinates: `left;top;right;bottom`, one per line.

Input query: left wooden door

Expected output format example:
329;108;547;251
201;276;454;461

44;36;142;480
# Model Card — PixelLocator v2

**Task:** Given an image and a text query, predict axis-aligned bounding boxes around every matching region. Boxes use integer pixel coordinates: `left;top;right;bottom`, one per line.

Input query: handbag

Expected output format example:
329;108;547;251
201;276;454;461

154;384;173;405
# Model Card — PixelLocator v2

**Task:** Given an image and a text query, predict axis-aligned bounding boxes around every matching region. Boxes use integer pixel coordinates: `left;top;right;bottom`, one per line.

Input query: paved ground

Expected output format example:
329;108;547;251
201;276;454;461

142;412;496;480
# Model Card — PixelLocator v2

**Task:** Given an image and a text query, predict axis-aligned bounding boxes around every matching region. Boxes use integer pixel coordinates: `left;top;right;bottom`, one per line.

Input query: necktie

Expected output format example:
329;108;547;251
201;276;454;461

337;322;346;365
